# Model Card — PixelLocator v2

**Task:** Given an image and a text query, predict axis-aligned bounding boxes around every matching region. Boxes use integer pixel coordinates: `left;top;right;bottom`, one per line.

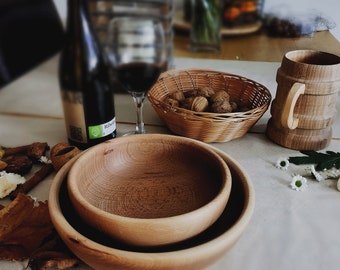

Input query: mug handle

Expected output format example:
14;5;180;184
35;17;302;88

281;82;305;129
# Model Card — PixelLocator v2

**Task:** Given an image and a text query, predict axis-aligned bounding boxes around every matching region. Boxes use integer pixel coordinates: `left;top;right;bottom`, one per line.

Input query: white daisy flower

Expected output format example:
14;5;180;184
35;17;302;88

290;175;308;191
275;157;290;171
310;165;324;182
321;167;340;179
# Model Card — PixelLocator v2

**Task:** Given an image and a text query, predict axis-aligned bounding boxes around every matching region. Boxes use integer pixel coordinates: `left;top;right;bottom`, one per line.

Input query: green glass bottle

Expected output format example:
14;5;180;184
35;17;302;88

59;0;116;149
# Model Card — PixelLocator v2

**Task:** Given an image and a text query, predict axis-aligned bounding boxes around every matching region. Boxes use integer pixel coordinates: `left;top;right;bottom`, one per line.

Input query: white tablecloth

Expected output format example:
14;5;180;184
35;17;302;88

0;55;339;270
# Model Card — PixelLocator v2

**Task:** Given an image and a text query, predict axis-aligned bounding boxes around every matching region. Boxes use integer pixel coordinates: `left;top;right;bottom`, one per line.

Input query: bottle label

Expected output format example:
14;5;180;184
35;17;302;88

61;90;116;143
88;118;116;139
61;90;87;144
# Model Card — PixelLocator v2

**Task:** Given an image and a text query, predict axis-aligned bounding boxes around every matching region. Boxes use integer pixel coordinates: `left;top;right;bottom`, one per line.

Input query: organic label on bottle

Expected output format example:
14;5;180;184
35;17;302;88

61;90;87;143
88;118;116;139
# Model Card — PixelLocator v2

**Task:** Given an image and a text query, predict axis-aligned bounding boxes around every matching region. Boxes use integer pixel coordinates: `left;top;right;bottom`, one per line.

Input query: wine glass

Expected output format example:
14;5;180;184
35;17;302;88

105;17;167;134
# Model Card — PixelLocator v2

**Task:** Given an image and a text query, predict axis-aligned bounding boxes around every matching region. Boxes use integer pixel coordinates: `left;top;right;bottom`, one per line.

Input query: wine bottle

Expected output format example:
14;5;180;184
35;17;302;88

59;0;116;150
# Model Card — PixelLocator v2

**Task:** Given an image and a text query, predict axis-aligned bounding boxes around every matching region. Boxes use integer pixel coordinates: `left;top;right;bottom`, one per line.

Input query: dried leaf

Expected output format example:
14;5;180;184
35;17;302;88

0;193;54;260
28;231;79;270
2;155;33;175
29;251;79;270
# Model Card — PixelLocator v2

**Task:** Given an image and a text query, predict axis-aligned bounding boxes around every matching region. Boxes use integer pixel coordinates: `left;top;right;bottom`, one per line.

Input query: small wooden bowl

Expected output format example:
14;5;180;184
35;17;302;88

49;144;254;270
67;134;232;247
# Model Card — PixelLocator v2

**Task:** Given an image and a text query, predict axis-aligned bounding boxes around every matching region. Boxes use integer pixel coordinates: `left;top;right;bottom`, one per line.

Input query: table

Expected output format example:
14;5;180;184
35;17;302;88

174;30;340;62
0;52;340;270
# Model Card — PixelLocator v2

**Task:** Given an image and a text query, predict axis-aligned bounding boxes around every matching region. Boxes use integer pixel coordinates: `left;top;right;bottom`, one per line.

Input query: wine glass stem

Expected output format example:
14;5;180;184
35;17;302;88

132;93;146;134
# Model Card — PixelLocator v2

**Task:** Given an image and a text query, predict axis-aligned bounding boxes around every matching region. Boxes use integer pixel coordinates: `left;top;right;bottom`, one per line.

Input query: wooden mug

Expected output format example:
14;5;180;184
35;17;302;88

266;50;340;150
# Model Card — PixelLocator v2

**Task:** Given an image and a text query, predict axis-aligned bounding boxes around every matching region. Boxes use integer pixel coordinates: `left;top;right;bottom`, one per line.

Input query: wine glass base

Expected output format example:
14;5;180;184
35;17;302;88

122;131;145;136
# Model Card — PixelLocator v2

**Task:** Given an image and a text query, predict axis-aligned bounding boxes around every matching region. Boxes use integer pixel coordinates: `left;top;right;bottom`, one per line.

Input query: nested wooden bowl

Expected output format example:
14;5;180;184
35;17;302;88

49;143;254;270
67;134;232;247
148;69;271;142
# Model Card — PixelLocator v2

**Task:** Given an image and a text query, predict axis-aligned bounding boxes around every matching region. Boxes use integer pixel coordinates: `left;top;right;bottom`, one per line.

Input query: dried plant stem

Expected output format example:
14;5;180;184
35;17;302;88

3;145;31;156
9;163;54;200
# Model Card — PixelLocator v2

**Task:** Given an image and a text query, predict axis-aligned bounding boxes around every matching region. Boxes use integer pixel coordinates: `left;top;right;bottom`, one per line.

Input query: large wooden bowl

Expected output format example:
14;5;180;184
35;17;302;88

67;134;231;247
49;144;254;270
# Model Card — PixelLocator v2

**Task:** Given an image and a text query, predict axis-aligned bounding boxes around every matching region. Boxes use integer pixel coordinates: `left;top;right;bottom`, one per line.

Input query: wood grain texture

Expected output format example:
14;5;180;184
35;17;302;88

267;50;340;150
49;144;254;270
67;134;231;247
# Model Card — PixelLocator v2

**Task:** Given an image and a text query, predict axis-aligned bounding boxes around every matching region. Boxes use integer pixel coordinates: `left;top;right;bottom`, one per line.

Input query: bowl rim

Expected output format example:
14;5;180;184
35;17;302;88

48;143;255;262
67;134;232;224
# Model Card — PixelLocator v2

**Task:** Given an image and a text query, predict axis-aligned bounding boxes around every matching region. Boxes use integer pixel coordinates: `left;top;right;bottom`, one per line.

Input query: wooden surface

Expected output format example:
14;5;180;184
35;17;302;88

174;30;340;62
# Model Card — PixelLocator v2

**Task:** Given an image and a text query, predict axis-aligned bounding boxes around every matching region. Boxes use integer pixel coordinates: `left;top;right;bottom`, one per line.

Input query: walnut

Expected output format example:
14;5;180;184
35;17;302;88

190;96;209;112
181;96;195;110
230;101;238;112
164;97;180;107
211;101;233;113
171;86;248;114
184;89;199;98
169;91;185;102
197;86;215;98
210;91;230;103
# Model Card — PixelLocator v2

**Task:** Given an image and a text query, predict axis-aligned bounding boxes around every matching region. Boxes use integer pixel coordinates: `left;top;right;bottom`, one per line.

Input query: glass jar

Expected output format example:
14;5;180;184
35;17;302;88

190;0;223;53
184;0;264;30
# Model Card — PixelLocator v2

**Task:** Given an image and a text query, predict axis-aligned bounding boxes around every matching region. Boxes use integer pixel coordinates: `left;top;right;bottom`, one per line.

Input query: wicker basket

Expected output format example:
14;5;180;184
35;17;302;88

148;69;272;142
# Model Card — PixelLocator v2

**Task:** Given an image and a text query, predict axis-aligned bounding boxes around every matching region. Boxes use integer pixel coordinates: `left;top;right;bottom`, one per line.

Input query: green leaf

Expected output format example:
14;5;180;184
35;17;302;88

288;156;317;165
317;156;340;171
300;150;318;156
289;150;340;171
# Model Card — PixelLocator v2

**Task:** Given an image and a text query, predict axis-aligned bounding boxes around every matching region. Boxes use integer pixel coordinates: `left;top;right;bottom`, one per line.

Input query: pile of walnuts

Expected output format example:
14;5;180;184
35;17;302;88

164;86;250;113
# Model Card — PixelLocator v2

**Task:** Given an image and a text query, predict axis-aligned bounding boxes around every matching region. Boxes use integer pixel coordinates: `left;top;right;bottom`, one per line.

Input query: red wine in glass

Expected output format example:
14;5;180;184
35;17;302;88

115;62;163;94
105;17;166;135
